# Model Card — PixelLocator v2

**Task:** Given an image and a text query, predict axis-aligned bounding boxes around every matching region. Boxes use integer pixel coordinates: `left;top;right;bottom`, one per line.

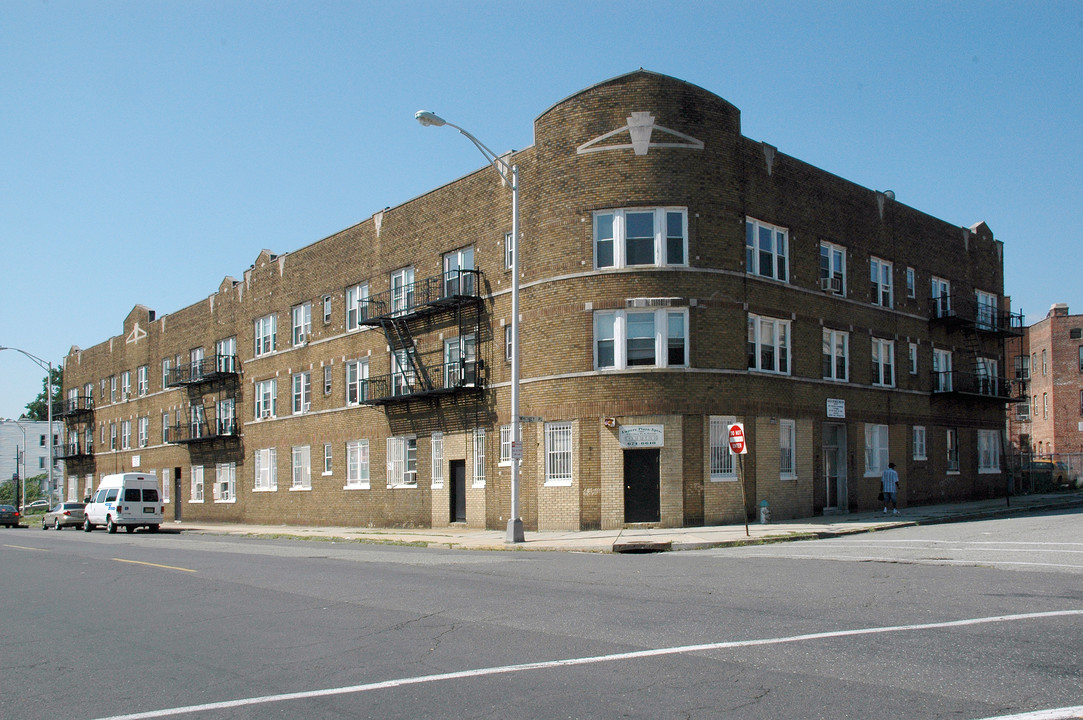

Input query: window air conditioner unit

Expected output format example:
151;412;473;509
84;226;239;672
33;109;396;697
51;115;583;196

820;277;843;293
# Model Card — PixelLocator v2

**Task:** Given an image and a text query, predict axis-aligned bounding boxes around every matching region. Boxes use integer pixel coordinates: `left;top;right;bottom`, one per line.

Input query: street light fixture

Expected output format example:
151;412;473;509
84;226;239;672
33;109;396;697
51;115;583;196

0;346;55;505
415;110;524;543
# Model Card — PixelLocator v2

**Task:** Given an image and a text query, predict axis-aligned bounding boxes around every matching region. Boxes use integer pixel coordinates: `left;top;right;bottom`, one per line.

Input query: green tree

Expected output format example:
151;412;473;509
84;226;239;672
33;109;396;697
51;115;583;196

0;474;46;506
24;366;63;421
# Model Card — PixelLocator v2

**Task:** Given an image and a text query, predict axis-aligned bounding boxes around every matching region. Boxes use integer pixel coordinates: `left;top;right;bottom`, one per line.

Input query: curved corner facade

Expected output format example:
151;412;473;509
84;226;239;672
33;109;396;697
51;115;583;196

59;70;1016;532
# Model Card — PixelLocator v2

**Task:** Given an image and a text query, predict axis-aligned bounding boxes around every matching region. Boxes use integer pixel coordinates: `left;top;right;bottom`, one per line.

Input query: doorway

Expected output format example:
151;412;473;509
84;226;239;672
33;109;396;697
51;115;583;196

449;460;466;523
822;424;847;513
173;468;183;521
624;449;660;523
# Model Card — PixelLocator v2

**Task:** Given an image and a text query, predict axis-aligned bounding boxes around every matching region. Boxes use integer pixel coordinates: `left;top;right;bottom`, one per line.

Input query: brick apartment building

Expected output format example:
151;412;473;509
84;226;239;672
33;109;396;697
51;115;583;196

1007;304;1083;462
59;70;1018;531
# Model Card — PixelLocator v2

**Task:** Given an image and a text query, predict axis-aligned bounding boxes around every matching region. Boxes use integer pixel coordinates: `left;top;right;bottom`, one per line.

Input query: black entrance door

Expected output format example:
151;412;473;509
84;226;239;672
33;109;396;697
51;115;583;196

450;460;466;523
173;468;182;521
624;449;660;523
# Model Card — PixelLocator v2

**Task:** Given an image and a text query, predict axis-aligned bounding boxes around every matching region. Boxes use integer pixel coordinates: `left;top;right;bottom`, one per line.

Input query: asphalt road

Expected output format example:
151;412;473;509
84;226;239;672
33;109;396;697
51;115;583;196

2;508;1081;720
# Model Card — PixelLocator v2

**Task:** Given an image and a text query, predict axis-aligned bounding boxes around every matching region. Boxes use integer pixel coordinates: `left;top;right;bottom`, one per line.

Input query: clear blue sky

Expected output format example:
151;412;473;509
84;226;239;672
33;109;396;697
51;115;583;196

2;0;1080;419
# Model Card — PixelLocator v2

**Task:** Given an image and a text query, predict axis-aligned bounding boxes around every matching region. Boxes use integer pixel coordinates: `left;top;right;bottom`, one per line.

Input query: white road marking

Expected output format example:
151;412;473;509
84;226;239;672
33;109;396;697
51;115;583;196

89;609;1083;720
975;706;1083;719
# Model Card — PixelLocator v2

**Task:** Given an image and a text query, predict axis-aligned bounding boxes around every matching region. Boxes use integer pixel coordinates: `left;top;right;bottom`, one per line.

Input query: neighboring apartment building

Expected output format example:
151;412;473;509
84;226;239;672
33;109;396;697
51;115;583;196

1007;303;1083;460
0;418;63;497
60;70;1017;531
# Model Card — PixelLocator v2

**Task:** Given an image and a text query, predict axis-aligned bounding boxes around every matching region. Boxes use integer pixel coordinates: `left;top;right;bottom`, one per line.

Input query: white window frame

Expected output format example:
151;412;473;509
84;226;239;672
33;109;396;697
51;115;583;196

931;277;951;317
137;416;148;448
254;448;277;491
345;283;369;331
499;424;521;467
162;411;171;443
978;430;1000;473
975;290;998;331
864;423;889;477
386;436;418;488
217;398;235;436
292;302;312;346
544;421;573;487
292;371;311;415
431;432;443;488
190;465;204;503
255;378;277;419
137;365;148;396
346;439;370;489
345;359;368;405
213;462;236;503
323;443;333;476
323;365;332;395
819;242;846;295
871;338;895;388
870;257;893;308
594;207;688;269
906;267;916;299
162;358;171;389
504;231;514;270
594;308;688;370
745;217;789;282
946;428;960;473
121;420;131;450
909;343;918;376
390;267;415;314
161;469;170;503
779;419;796;479
748;314;790;375
291;445;311;491
913;426;927;461
443;246;475;297
121;371;131;399
254;314;276;357
933;349;953;392
322;294;332;324
822;328;849;382
473;428;486;488
709;416;737;480
216;337;236;373
444;334;477;388
505;325;513;362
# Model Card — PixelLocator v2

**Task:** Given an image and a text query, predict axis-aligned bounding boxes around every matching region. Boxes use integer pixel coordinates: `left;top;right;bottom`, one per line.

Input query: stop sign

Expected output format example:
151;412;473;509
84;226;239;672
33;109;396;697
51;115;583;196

728;423;747;454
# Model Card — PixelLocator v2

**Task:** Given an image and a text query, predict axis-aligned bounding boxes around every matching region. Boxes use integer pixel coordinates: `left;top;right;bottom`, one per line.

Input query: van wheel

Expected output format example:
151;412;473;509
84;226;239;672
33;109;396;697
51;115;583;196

148;524;159;533
83;517;93;532
125;525;135;533
107;517;118;534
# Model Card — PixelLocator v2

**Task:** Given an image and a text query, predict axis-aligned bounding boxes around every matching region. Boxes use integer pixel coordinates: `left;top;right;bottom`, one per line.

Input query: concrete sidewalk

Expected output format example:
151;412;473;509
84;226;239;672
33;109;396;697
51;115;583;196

172;491;1083;553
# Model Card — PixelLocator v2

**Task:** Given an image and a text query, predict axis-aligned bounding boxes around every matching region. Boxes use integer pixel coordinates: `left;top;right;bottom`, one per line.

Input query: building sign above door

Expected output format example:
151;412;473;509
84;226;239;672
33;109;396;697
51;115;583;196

619;424;665;448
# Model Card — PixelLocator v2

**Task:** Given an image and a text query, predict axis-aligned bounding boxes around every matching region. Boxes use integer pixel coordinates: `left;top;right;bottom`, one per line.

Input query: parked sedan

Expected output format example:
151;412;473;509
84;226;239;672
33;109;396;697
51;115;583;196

23;499;50;513
42;502;86;530
0;504;20;528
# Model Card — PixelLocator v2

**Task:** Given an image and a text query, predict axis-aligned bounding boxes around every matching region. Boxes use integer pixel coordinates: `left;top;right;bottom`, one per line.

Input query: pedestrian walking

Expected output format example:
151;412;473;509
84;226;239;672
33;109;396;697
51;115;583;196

881;462;900;514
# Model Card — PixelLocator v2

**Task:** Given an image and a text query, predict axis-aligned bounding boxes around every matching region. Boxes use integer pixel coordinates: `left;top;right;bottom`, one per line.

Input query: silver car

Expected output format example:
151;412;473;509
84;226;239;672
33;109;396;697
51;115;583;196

42;502;86;530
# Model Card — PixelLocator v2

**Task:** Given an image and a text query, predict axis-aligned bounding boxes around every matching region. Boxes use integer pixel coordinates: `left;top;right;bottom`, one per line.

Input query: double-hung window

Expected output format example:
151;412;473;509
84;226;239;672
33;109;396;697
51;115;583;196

444;334;477;388
443;247;475;297
162;359;171;389
594;208;687;269
254;448;277;491
870;258;893;308
864;424;889;477
137;366;148;396
819;242;846;294
292;302;312;345
499;424;521;466
931;277;951;318
745;218;788;281
137;416;148;448
390;268;414;314
504;231;515;270
748;315;790;374
976;357;998;396
216;337;236;373
946;428;960;472
386;436;417;487
909;343;919;375
594;308;688;370
121;371;131;399
214;462;236;502
978;430;1000;472
189;347;204;381
291;446;311;490
933;349;953;392
322;295;332;324
346;440;369;489
708;416;737;480
779;419;796;479
975;290;998;331
473;429;486;488
345;359;368;405
255;379;277;419
871;338;895;387
391;350;415;396
822;329;848;381
254;314;276;357
544;422;573;486
121;420;131;449
292;372;311;414
217;398;235;435
191;465;204;502
906;267;916;298
345;283;368;331
912;426;927;460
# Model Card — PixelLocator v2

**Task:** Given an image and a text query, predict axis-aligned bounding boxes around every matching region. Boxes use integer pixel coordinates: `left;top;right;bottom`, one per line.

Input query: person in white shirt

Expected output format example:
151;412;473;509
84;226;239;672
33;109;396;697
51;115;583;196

881;462;900;514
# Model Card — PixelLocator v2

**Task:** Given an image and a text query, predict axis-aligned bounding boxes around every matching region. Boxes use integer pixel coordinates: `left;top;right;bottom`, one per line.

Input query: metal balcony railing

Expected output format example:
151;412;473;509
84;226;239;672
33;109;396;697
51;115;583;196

55;395;94;418
360;359;482;406
931;370;1013;400
927;294;1024;336
55;440;94;459
168;417;239;444
166;355;239;387
359;270;482;325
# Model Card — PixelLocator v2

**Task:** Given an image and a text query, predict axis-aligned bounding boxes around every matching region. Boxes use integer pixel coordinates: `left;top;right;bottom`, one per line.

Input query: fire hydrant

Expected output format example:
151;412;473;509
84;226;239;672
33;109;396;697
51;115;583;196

758;500;771;524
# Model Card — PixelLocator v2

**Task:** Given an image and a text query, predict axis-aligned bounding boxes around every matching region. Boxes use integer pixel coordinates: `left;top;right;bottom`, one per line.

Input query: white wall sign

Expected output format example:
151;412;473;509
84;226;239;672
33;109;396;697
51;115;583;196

132;455;141;468
619;424;665;448
826;399;846;419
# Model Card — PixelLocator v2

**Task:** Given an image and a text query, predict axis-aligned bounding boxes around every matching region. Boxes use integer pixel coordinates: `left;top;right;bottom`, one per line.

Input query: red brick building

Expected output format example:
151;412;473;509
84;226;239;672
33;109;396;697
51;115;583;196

59;70;1018;531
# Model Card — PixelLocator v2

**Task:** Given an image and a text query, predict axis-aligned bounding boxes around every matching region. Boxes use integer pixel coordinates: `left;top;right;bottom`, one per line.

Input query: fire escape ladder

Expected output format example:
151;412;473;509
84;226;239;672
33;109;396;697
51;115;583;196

379;317;433;392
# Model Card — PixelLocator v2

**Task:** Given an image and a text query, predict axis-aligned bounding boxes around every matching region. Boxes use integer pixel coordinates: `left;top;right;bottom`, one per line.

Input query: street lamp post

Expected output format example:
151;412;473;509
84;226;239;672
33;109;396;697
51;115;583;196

0;346;55;504
415;110;524;543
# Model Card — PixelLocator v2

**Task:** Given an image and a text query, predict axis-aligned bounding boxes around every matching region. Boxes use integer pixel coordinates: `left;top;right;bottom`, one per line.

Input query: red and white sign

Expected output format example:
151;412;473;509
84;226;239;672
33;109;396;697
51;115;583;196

728;423;747;455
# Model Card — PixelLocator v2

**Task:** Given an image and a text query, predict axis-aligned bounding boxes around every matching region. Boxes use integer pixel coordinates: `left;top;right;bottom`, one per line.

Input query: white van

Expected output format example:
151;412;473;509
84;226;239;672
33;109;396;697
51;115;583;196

83;473;163;534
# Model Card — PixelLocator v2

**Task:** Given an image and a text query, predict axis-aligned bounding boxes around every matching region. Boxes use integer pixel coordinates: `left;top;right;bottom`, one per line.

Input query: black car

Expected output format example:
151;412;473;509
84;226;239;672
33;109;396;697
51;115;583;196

0;504;20;528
